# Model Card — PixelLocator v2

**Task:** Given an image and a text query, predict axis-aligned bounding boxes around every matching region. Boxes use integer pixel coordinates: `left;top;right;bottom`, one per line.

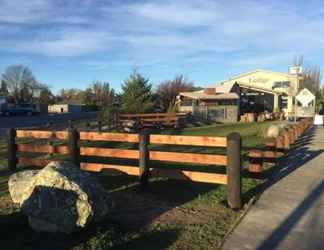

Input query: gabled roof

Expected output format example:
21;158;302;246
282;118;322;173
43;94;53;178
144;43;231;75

179;91;239;100
218;69;292;85
215;82;237;93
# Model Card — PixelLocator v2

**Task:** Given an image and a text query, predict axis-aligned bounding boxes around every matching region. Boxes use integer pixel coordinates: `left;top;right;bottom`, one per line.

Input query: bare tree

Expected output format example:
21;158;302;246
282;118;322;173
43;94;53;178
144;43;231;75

58;88;84;104
1;65;43;103
82;81;115;106
293;55;304;67
157;75;195;112
292;56;322;96
299;65;322;95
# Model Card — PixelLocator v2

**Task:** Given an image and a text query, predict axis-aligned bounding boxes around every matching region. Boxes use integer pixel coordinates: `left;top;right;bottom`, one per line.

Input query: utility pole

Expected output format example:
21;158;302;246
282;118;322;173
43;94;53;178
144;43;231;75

294;74;300;123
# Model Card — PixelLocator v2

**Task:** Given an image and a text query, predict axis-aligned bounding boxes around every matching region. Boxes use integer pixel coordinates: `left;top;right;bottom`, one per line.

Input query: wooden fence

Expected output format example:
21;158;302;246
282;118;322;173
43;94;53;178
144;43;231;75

8;128;242;209
119;113;188;128
248;119;311;173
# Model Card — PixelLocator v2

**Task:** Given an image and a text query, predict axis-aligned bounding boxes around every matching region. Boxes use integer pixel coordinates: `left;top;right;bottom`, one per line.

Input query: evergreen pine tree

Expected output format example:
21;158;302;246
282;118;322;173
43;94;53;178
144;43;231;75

120;72;154;113
0;80;9;96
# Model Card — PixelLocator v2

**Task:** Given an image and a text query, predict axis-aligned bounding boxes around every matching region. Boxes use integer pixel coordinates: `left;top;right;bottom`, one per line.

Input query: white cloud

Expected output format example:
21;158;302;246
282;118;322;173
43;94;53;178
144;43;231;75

127;1;219;26
11;29;113;57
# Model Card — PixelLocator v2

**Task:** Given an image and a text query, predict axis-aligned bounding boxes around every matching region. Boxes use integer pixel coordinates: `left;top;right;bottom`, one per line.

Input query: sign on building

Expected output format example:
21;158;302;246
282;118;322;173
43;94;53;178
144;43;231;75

289;66;303;75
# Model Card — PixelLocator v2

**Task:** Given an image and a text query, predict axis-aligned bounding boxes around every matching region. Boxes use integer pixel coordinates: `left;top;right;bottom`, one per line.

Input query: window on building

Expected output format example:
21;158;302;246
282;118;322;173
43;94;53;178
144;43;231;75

272;81;290;89
180;99;195;106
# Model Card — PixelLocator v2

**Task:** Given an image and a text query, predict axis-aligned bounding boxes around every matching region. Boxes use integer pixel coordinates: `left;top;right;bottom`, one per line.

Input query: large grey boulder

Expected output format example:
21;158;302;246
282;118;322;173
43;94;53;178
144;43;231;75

8;161;112;233
8;170;38;204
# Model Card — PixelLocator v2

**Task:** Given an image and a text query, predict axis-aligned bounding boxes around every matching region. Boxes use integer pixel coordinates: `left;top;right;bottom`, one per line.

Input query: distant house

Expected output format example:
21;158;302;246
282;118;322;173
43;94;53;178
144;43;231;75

178;67;305;121
211;68;303;116
177;86;240;123
48;104;83;114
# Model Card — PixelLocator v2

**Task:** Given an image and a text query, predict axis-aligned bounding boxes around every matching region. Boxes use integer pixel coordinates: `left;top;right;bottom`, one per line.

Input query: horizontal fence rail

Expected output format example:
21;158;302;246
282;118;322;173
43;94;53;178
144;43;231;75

8;127;242;209
79;131;139;142
119;113;187;118
16;130;68;140
150;134;227;147
119;113;188;128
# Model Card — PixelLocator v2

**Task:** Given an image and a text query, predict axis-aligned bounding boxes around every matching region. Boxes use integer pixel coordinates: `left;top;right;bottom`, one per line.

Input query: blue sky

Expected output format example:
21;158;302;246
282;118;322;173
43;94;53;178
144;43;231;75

0;0;323;93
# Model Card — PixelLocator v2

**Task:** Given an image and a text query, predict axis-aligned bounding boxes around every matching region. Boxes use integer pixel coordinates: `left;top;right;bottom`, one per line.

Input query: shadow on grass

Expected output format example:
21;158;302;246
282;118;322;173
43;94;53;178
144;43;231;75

0;167;221;250
0;210;180;250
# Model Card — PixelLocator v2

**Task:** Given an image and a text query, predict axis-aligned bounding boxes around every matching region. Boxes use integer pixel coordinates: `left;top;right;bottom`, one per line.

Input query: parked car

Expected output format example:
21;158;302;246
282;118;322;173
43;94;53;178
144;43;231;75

0;104;39;116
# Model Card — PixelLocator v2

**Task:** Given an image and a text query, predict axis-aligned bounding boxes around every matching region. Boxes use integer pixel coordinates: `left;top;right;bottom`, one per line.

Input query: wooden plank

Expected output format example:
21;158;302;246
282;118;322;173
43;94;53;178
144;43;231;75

18;157;51;167
16;130;68;140
150;134;227;147
80;162;139;175
140;117;178;122
248;150;263;158
150;168;227;185
79;132;139;142
141;121;177;127
17;144;51;153
263;151;276;158
120;113;186;118
80;147;139;159
149;151;227;166
17;144;69;154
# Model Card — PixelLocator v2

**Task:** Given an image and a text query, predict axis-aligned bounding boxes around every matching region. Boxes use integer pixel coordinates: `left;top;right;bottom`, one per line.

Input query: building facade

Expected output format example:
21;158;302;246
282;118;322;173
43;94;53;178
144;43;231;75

216;68;303;116
177;88;240;123
178;67;305;122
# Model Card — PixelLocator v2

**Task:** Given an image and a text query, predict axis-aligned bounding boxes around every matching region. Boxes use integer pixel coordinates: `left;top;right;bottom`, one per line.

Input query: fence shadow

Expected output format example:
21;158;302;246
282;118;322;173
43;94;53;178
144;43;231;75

96;169;223;230
257;180;324;250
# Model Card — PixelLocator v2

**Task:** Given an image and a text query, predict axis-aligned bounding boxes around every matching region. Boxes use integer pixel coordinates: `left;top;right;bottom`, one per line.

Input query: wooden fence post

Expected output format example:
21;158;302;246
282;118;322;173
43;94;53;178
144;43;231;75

139;129;150;188
227;132;242;209
8;128;17;171
68;119;73;129
98;120;102;132
68;127;80;167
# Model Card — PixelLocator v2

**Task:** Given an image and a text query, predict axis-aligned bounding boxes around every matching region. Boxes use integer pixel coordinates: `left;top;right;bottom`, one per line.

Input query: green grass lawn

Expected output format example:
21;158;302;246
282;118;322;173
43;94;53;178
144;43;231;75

0;121;278;250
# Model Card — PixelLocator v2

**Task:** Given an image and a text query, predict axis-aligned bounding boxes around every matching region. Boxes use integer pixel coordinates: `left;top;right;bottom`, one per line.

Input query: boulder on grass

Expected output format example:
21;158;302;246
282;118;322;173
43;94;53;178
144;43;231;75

8;161;112;233
265;125;281;138
122;120;140;132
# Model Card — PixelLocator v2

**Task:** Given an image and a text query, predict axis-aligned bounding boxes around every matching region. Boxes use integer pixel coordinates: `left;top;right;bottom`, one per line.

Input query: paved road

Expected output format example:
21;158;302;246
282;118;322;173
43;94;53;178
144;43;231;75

223;126;324;250
0;112;97;136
